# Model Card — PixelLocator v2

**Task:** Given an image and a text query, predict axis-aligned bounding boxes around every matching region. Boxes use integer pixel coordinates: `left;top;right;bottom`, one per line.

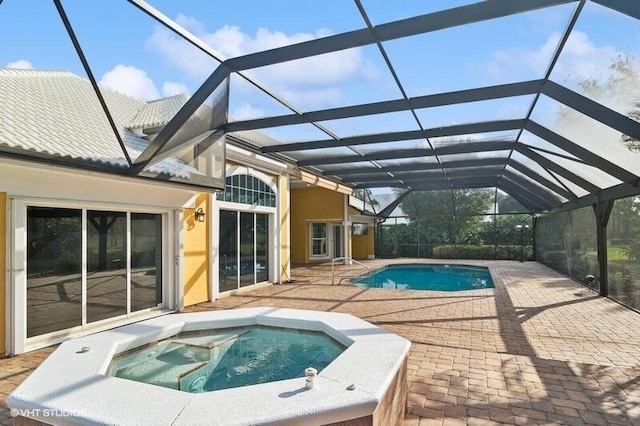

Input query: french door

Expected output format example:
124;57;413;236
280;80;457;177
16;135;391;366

219;210;270;293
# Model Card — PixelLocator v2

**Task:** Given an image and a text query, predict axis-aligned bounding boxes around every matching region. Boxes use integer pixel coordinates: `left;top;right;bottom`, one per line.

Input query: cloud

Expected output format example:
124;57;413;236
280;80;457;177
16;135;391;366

6;59;33;69
230;103;266;121
478;30;619;85
145;24;218;81
145;14;378;109
99;65;160;101
162;81;189;97
551;31;619;83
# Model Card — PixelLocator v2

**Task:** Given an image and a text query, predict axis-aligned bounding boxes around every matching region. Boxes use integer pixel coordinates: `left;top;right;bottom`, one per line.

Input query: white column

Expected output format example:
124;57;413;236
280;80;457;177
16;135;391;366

175;209;185;311
210;193;220;301
343;195;351;265
9;198;26;354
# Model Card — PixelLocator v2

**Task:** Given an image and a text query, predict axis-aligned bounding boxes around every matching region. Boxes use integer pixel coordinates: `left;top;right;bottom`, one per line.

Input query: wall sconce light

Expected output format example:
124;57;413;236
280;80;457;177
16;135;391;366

194;207;206;223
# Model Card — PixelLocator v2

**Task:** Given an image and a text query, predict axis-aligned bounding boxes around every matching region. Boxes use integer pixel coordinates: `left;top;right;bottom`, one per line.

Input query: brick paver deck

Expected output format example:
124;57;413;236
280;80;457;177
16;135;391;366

2;260;640;425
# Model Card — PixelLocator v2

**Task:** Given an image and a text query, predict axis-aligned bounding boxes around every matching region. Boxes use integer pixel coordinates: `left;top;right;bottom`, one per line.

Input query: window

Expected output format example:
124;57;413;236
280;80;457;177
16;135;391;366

311;223;328;257
216;174;276;207
352;223;369;235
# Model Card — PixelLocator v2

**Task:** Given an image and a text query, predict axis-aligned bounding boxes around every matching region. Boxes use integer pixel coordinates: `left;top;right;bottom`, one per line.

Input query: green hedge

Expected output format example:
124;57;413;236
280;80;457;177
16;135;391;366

538;250;567;273
431;245;532;260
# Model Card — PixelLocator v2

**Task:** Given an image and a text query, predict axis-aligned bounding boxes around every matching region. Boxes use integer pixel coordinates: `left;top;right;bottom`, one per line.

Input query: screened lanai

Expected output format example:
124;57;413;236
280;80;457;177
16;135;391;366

1;1;640;309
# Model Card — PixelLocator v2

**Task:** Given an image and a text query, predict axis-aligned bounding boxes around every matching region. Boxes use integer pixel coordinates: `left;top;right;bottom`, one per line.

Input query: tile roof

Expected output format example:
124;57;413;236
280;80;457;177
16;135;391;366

127;94;188;130
0;68;198;179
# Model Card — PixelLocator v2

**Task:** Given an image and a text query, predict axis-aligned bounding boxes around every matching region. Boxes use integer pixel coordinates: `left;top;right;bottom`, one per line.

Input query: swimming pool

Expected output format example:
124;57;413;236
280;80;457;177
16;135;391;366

353;264;494;291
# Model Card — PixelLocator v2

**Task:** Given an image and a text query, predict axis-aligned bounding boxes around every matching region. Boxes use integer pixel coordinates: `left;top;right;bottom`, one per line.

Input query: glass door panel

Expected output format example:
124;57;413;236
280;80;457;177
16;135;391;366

219;210;272;292
131;213;162;312
219;210;238;292
333;225;343;258
87;211;127;323
239;212;255;287
26;207;82;337
256;214;269;283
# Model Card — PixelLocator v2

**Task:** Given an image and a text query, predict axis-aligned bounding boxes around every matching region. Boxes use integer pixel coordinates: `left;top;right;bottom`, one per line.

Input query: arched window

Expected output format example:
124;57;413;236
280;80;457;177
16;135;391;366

216;174;276;207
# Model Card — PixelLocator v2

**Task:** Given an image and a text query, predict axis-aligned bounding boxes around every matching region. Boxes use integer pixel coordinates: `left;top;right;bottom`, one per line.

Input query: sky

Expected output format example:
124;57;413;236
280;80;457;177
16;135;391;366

1;0;639;166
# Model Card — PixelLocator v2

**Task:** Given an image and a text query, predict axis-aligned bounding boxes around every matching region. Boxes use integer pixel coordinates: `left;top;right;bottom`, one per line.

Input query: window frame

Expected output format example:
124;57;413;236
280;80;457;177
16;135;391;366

310;222;329;259
216;173;276;207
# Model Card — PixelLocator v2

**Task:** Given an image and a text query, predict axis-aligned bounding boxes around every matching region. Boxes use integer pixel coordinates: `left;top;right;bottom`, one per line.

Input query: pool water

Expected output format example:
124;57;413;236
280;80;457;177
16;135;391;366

353;264;494;291
109;325;346;393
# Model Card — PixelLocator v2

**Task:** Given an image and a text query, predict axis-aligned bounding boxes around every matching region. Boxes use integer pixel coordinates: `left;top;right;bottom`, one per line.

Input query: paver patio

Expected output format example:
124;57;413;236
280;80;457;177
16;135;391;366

2;259;640;425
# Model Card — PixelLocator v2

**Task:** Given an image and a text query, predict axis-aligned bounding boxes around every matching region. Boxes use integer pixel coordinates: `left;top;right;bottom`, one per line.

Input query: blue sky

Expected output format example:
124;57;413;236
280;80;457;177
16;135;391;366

1;0;639;144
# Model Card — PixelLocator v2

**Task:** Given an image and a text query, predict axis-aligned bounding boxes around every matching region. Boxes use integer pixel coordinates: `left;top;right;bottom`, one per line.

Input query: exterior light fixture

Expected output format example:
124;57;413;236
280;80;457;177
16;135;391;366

194;207;206;222
584;274;596;291
515;224;530;262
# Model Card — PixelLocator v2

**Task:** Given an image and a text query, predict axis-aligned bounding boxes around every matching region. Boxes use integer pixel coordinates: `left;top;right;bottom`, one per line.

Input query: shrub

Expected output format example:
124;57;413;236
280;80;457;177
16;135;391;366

623;240;640;261
609;263;638;308
431;244;532;260
538;250;568;274
568;252;598;281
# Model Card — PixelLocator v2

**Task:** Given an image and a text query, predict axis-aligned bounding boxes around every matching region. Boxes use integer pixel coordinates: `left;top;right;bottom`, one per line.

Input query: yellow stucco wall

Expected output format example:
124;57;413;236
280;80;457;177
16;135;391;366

183;194;210;307
279;174;291;282
290;187;344;264
0;193;5;356
352;225;375;260
348;204;376;259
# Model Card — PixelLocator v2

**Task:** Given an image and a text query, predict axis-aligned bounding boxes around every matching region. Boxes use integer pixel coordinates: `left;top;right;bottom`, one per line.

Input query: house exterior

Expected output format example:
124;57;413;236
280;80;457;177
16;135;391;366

290;186;377;264
0;69;377;356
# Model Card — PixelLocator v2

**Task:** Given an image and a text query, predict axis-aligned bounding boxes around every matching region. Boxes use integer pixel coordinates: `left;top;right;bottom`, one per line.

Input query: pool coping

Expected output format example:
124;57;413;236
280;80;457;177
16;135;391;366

7;307;411;426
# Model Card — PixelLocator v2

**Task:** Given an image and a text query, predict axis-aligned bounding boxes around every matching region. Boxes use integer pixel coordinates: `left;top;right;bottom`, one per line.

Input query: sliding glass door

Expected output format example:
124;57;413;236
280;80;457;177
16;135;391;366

218;210;270;292
26;206;164;339
87;211;127;323
131;213;163;312
26;207;82;337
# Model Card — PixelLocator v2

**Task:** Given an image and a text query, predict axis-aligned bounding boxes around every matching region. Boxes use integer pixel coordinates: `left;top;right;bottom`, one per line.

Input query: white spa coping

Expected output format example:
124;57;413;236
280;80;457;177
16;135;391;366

7;307;411;426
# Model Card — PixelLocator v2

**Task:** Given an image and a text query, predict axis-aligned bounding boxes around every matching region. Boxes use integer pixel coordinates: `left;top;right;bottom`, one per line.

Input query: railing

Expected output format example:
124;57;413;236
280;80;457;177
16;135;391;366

331;256;373;285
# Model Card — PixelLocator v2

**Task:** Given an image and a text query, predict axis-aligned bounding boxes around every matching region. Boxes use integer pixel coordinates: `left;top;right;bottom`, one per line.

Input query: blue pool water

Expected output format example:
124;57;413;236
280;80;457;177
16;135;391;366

353;264;494;291
109;325;346;393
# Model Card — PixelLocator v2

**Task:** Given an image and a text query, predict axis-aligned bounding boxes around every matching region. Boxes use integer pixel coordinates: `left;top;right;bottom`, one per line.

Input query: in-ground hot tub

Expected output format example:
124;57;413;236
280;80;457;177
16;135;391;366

8;307;411;425
109;324;347;393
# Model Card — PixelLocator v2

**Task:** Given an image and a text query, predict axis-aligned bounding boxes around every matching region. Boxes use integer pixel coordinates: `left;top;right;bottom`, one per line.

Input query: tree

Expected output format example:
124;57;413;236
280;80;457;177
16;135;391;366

567;55;640;152
623;103;640;152
480;214;532;247
497;192;527;213
608;195;640;260
398;189;493;245
353;188;379;206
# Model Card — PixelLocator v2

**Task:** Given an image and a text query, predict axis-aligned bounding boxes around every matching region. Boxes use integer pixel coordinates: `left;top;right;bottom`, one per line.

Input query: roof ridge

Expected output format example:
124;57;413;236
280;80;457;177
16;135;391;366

146;93;188;104
0;68;77;77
